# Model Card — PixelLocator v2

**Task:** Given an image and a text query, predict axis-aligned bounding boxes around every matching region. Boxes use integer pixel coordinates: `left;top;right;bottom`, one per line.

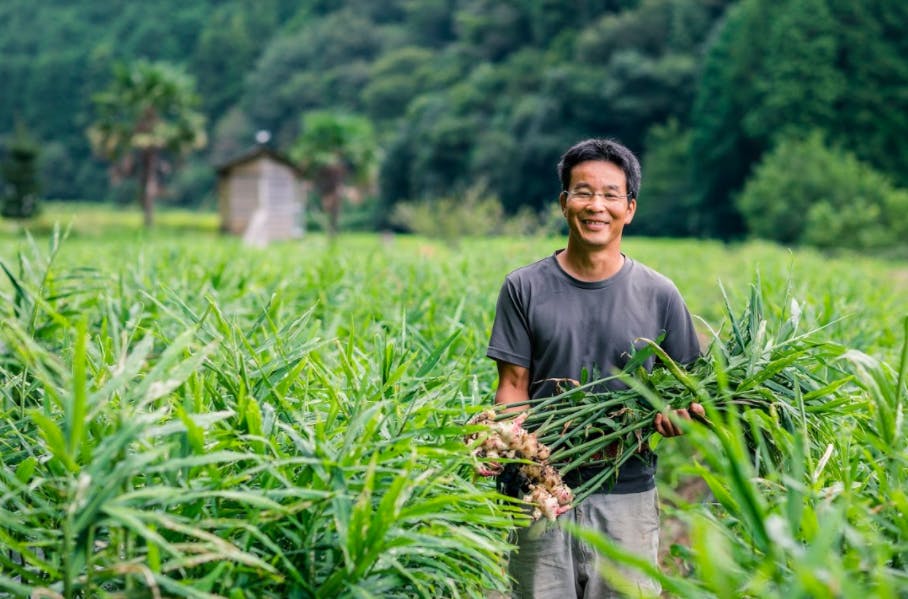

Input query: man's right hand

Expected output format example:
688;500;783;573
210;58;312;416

654;402;707;437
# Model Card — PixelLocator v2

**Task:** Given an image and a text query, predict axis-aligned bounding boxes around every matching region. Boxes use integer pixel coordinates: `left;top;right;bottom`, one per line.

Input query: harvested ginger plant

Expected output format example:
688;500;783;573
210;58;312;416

469;281;856;516
466;410;572;521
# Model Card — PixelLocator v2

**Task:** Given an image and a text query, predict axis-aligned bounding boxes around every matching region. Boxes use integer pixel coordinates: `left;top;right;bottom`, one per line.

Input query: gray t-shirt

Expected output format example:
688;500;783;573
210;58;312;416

487;251;701;493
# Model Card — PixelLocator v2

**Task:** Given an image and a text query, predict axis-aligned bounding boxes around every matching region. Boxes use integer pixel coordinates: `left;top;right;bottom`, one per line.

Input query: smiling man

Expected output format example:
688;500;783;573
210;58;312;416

488;138;703;598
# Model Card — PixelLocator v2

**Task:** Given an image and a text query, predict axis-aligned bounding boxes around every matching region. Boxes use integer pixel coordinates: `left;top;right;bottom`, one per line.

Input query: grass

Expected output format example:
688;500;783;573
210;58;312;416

0;206;906;597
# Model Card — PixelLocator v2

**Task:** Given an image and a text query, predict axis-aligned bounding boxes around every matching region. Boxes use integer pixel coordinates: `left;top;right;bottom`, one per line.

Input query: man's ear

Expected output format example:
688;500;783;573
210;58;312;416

625;197;637;224
559;191;568;214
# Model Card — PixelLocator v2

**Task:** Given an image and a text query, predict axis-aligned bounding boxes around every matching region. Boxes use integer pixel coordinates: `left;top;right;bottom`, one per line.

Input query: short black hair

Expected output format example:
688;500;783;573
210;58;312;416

557;138;641;199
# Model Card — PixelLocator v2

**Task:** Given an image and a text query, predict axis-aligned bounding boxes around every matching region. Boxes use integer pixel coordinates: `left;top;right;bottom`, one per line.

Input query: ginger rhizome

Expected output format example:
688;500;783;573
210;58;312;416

466;410;572;521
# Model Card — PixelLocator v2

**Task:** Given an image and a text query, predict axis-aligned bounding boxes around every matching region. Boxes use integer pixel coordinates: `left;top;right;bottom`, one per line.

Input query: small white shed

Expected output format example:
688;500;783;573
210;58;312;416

216;146;307;244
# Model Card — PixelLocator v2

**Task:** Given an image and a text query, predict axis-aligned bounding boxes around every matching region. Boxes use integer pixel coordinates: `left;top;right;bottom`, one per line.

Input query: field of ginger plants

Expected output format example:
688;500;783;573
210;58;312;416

1;217;906;597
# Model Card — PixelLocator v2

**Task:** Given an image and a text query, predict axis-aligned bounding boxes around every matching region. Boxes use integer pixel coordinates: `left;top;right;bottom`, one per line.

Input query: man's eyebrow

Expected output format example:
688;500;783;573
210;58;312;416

571;182;623;190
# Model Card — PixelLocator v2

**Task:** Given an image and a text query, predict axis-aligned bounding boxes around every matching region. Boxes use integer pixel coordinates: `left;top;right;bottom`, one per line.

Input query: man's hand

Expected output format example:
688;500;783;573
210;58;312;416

654;402;707;437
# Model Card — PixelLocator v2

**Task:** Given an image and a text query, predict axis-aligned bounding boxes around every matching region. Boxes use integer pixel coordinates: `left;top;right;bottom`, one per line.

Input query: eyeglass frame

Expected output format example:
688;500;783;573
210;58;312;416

562;189;633;202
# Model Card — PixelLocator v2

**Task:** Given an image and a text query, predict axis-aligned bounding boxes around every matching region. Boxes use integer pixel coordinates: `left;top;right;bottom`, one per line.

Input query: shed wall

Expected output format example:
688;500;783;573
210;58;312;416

219;155;305;240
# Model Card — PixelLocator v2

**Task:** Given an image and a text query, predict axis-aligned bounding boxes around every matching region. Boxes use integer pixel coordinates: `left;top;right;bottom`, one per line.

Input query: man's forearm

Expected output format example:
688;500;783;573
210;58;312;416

494;384;529;414
494;361;530;414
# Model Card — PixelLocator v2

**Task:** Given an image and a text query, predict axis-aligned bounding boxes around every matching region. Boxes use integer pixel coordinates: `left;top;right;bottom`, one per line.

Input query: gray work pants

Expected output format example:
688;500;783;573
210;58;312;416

508;489;661;599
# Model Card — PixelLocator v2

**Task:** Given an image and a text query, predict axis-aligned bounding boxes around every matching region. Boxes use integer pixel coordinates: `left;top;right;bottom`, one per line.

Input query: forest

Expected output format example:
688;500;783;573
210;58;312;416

1;0;907;246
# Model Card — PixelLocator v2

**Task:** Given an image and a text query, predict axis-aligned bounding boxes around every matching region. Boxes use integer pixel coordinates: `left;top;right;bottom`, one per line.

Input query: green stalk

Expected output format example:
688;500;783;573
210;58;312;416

548;418;653;466
62;481;75;599
527;400;624;442
896;316;908;405
527;394;634;433
570;442;642;504
637;338;708;403
69;320;87;462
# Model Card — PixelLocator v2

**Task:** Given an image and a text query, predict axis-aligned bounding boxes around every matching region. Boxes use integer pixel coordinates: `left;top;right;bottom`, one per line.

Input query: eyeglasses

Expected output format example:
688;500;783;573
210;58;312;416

565;189;630;202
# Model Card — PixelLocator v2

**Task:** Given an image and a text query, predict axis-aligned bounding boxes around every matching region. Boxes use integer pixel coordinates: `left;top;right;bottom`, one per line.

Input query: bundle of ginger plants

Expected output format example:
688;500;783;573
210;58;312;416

469;281;857;515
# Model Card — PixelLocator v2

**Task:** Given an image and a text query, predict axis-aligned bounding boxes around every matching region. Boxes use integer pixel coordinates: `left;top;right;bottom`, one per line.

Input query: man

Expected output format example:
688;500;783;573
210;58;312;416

487;138;703;598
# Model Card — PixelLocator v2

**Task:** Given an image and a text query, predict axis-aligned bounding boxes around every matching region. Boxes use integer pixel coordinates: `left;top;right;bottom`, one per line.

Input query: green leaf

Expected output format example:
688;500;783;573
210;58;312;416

68;319;88;461
14;456;37;483
29;410;78;472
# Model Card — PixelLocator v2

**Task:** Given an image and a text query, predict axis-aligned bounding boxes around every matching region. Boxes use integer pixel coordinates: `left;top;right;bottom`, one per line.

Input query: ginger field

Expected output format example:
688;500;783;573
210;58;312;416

1;222;906;597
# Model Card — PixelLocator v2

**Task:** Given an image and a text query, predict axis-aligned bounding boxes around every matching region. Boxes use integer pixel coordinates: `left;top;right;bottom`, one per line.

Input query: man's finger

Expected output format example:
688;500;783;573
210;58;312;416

689;402;711;425
655;412;678;437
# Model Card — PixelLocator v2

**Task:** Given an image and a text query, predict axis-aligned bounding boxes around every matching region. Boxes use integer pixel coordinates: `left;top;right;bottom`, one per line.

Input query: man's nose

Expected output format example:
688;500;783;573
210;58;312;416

587;195;608;210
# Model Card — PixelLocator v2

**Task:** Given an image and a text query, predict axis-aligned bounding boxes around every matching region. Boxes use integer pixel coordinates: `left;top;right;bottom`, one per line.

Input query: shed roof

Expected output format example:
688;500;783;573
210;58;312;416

216;145;304;178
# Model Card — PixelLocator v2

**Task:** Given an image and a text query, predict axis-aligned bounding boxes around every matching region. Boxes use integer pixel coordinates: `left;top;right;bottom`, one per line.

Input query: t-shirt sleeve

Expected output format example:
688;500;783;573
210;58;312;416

487;277;532;368
660;290;702;366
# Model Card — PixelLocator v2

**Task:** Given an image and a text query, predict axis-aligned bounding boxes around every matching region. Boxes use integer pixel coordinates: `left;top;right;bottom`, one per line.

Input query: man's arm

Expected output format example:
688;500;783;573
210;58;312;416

494;361;530;415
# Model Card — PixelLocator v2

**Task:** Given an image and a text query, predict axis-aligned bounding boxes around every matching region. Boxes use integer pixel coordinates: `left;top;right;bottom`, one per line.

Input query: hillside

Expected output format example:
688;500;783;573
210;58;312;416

2;0;908;242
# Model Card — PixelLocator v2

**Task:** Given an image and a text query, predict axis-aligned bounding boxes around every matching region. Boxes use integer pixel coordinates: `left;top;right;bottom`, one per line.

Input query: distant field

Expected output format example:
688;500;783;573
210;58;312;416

2;202;906;361
0;201;220;238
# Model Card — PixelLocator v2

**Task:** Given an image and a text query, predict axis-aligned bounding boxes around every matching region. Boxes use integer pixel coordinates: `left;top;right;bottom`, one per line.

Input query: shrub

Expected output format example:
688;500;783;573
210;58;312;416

391;184;570;242
882;189;908;243
390;183;504;244
737;132;906;250
1;127;41;219
802;198;893;250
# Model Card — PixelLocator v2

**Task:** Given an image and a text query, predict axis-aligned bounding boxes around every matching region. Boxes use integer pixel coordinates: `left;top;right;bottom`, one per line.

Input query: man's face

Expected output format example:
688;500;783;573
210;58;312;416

559;160;636;252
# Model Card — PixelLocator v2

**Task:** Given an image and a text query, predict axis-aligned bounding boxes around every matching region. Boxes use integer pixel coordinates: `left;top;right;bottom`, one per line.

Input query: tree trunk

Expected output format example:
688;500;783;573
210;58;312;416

138;150;159;228
323;191;340;237
315;165;346;237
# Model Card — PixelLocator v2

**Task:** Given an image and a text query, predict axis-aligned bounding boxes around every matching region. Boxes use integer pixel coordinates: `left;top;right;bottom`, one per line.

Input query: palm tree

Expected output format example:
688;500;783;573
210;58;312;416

290;111;377;236
88;60;206;227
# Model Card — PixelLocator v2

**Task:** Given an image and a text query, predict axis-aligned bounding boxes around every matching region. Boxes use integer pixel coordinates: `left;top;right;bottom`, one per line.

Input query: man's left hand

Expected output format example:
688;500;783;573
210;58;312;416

654;403;706;437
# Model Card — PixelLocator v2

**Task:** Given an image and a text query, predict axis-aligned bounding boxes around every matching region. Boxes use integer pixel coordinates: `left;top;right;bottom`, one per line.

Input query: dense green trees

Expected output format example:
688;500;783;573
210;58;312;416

87;61;207;227
634;119;698;237
737;133;908;250
3;0;908;247
691;0;908;239
0;0;221;202
2;0;732;214
376;0;729;218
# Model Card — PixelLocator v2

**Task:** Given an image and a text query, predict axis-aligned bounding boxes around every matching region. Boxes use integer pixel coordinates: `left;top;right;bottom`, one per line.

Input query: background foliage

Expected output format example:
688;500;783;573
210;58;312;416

737;132;908;251
0;124;41;219
3;0;906;247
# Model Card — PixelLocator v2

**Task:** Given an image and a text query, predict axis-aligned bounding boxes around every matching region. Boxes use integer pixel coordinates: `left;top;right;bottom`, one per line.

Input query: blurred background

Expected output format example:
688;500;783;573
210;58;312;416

1;0;906;250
